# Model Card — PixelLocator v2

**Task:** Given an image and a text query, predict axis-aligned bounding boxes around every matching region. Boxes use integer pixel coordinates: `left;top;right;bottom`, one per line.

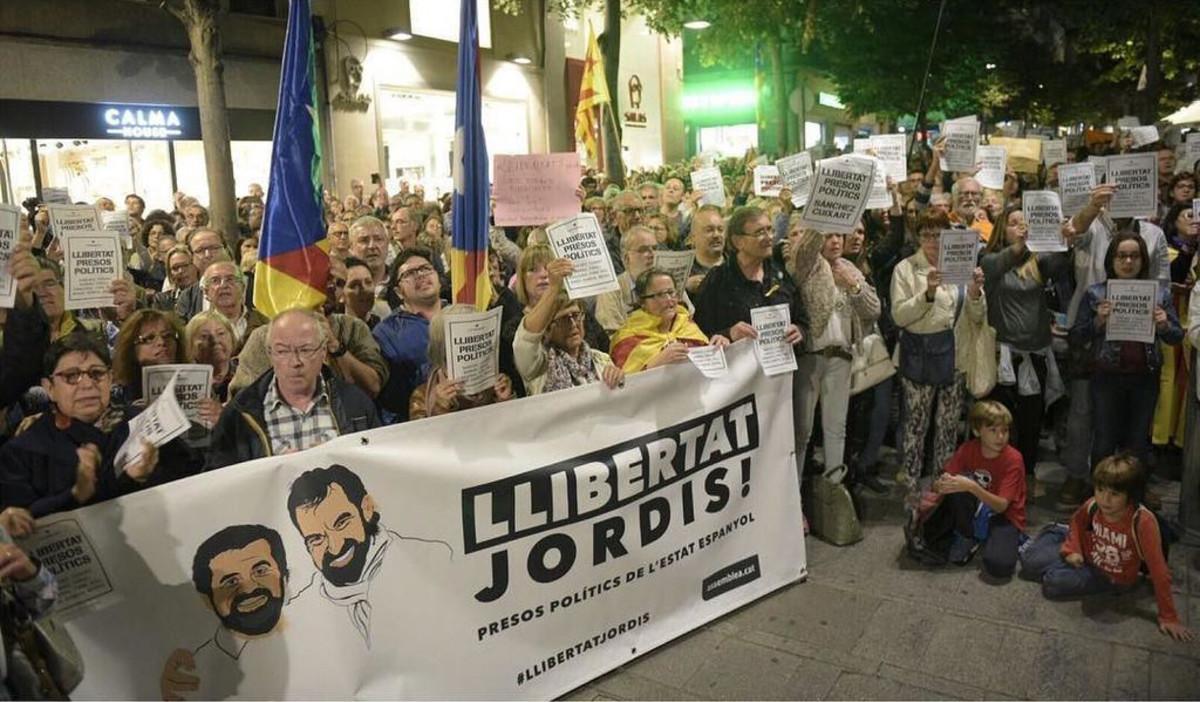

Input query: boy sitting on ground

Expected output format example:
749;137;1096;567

1019;453;1193;642
905;401;1026;577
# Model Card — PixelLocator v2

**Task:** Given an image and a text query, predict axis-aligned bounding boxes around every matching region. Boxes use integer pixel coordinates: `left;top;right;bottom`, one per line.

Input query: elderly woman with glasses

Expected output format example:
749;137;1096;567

0;334;184;519
111;309;188;407
514;259;625;395
610;268;728;374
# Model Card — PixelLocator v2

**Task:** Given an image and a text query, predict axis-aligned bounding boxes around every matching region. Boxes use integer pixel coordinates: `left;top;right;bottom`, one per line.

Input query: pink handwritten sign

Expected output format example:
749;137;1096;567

493;153;582;226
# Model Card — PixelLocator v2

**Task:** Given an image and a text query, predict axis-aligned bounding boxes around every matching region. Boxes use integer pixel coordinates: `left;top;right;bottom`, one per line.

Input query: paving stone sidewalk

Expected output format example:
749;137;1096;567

564;474;1200;700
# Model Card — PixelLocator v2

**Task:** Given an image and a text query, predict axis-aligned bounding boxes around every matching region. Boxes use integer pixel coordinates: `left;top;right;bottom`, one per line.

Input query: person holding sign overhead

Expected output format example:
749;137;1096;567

980;203;1075;486
1071;233;1182;467
891;209;985;512
609;268;728;374
512;258;625;396
409;305;513;420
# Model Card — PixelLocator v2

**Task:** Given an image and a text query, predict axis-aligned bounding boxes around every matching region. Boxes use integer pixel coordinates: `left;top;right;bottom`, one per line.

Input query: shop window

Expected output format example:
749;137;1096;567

410;0;493;48
175;140;273;212
37;139;135;206
833;125;851;151
697;124;757;159
1;139;36;206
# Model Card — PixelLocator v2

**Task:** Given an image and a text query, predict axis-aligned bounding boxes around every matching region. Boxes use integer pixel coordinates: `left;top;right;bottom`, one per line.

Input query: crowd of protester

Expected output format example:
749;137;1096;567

0;125;1197;681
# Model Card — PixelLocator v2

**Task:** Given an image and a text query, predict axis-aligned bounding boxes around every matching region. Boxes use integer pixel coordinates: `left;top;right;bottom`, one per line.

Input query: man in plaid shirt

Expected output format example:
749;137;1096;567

207;309;380;469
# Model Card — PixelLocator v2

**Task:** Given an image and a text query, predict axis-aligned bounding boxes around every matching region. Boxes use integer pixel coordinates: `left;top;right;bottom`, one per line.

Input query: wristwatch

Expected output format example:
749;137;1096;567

329;342;348;359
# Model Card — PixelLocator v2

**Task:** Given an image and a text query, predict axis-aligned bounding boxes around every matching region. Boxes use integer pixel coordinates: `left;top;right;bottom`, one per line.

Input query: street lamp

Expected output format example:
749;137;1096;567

683;19;711;30
985;62;996;70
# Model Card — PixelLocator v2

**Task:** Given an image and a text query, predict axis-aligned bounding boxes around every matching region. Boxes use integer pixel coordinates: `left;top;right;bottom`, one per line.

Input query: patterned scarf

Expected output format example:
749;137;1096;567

543;343;599;393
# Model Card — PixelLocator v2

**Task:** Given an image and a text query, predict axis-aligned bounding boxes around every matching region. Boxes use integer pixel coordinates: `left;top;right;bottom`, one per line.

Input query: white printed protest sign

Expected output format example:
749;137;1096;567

101;209;133;250
1105;279;1158;344
43;342;805;700
940;117;980;172
493;153;582;226
750;304;798;376
1023;191;1066;253
1116;116;1141;129
653;250;696;295
143;364;213;424
545;213;619;299
61;230;124;310
974;145;1007;190
869;133;908;184
41;187;70;204
1128;125;1159;149
1058;162;1097;217
17;519;113;618
936;229;978;286
686;345;728;378
800;156;875;235
114;372;189;472
850;154;892;210
753;165;783;197
1089;156;1109;185
690;167;726;207
853;138;871;153
48;204;101;237
1042;140;1067;167
1105;153;1157;219
0;204;18;308
776;152;814;208
445;306;503;395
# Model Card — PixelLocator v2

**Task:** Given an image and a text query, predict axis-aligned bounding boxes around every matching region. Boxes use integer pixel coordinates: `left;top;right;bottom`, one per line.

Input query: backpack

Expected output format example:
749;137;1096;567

1086;499;1175;567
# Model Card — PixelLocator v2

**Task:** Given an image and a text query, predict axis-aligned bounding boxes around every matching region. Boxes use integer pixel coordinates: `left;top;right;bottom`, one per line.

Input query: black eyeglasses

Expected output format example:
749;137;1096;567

53;368;110;385
399;264;436;282
553;311;584;328
641;289;678;301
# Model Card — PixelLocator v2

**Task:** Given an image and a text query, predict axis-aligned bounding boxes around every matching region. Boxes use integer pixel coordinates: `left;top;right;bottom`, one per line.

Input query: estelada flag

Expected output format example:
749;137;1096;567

450;0;491;310
575;23;611;166
254;0;329;317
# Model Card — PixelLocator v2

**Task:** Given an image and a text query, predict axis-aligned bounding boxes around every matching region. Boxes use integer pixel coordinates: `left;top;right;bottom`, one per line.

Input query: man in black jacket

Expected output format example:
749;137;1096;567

207;308;379;470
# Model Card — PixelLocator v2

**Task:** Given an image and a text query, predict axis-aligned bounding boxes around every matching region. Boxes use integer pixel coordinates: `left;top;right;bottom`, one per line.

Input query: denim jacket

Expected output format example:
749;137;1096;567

1070;281;1183;373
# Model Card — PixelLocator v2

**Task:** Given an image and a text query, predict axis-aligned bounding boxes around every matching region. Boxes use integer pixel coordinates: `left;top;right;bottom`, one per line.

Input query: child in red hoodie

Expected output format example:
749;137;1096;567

1019;453;1193;642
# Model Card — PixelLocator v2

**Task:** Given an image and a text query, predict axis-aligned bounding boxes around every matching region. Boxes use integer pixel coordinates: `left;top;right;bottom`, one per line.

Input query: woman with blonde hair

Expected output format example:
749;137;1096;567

185;310;238;428
981;203;1074;484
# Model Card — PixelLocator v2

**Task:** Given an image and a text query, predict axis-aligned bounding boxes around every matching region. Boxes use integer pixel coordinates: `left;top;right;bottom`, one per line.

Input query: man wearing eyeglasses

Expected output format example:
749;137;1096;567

171;229;230;322
201;261;267;346
596;225;676;335
371;248;445;423
607;191;647;275
949;177;993;242
0;334;173;518
208;309;380;470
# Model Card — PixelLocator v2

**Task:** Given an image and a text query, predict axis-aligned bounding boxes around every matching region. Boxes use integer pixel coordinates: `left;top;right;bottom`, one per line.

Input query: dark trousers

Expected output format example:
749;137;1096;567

989;354;1048;474
1090;372;1158;467
921;492;1021;577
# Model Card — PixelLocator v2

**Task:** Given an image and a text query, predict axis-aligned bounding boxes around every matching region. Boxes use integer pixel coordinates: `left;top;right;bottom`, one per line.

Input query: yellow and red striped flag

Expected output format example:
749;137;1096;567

575;24;611;165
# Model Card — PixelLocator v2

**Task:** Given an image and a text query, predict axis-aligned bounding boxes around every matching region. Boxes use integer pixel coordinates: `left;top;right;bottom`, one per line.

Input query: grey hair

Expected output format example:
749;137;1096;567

266;308;328;348
620;224;655;255
950;177;980;200
426;304;480;369
349;215;387;239
199;260;246;292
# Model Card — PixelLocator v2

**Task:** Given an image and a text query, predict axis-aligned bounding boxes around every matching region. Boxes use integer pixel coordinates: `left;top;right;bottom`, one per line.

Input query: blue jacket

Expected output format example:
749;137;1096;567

1071;281;1183;374
372;308;432;423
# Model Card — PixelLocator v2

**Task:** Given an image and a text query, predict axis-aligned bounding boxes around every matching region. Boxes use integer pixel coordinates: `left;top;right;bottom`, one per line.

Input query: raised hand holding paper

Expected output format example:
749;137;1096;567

800;156;875;235
48;204;101;237
62;230;124;310
974;145;1007;190
939;116;979;172
936;229;977;286
1105;153;1157;219
1105;279;1157;344
1042;140;1067;167
1128;125;1159;149
1058;162;1097;217
690;167;726;207
750;304;798;376
444;306;503;395
1022;191;1066;253
545;213;619;299
492;153;581;226
776;152;814;208
753;165;782;197
0;204;18;309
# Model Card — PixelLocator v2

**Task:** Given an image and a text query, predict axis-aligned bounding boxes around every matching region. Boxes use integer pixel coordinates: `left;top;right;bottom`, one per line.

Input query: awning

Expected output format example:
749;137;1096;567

1162;100;1200;125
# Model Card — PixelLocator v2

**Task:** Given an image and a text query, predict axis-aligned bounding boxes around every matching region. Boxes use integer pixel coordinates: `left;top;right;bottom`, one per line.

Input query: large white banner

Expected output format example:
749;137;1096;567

27;343;805;700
